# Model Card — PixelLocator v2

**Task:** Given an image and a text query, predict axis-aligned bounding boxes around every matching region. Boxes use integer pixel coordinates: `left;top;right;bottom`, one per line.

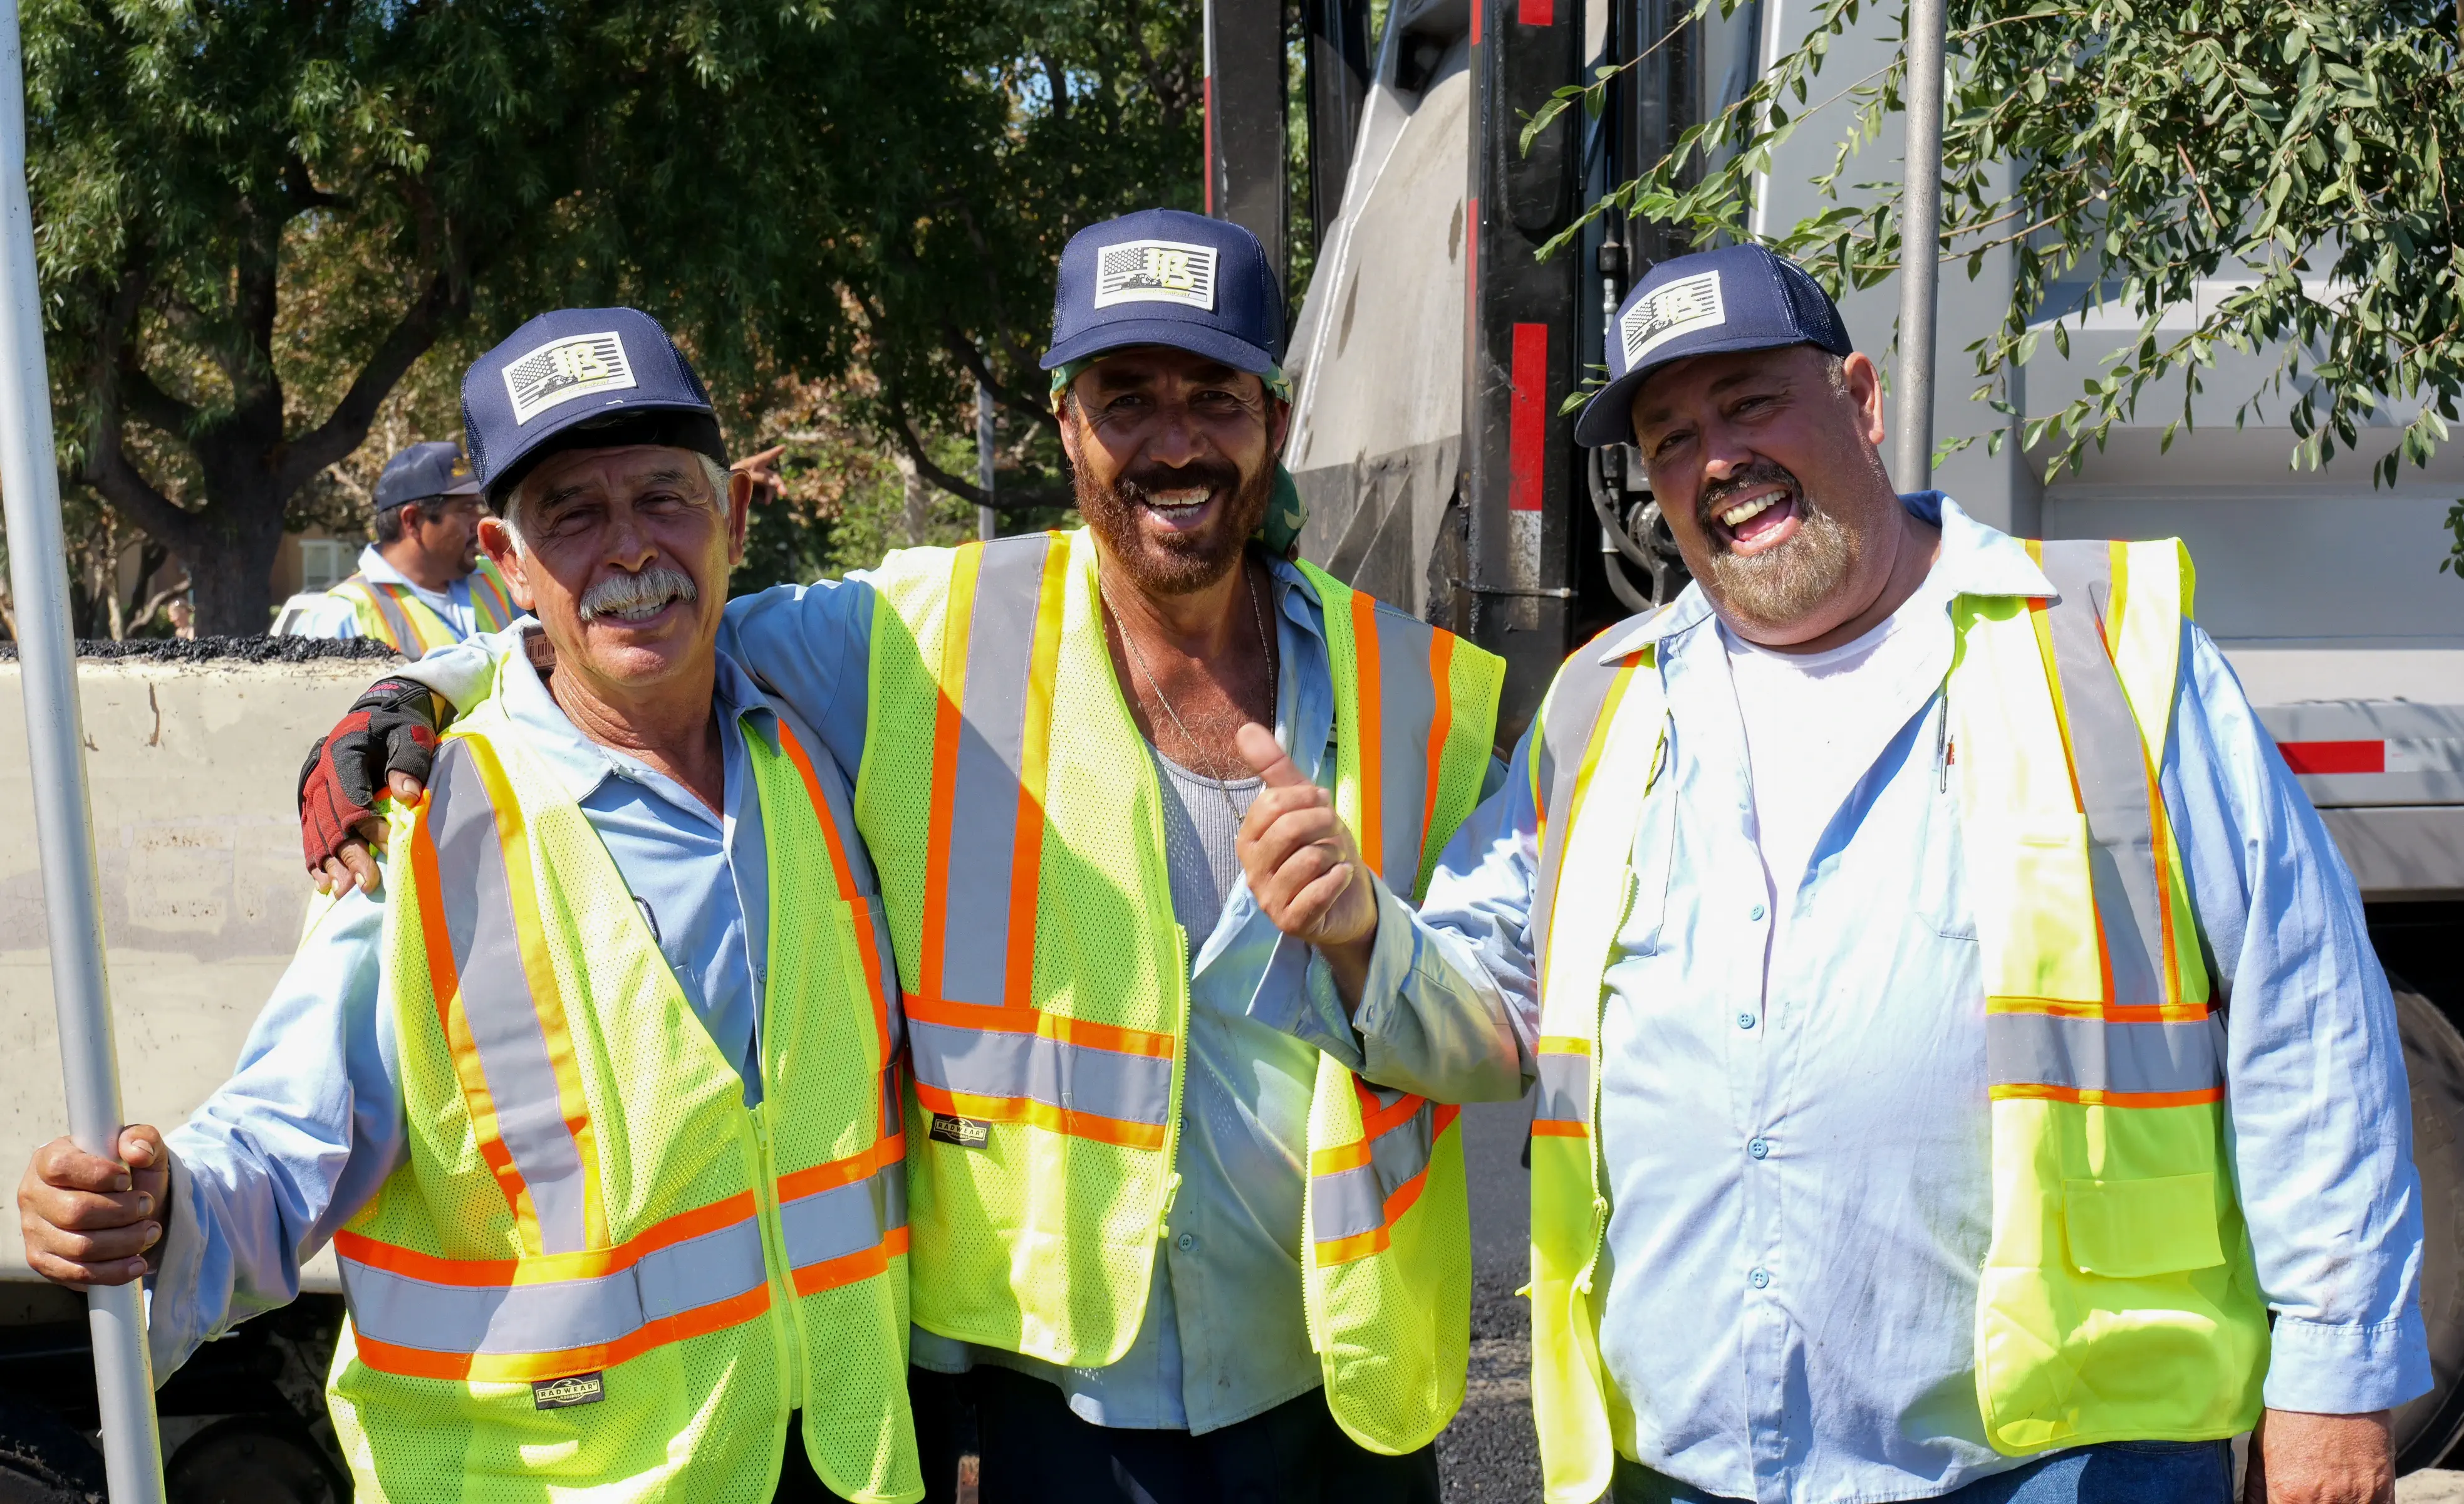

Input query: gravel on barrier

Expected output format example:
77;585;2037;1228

0;635;400;662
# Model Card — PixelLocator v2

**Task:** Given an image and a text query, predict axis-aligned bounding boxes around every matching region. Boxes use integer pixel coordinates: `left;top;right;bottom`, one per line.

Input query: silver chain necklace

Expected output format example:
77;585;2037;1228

1101;559;1278;821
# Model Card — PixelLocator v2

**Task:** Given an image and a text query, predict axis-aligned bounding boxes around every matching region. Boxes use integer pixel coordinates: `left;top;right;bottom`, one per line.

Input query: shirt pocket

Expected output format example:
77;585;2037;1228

1613;802;1678;958
2062;1172;2227;1277
1918;773;1979;943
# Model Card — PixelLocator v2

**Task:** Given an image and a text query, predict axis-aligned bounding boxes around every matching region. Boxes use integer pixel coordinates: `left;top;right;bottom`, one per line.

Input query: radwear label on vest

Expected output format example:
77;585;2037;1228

928;1113;989;1149
532;1372;605;1410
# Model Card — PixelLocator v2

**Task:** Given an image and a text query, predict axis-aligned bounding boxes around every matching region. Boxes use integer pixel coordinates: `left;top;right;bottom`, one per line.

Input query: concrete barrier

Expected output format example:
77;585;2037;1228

0;651;385;1288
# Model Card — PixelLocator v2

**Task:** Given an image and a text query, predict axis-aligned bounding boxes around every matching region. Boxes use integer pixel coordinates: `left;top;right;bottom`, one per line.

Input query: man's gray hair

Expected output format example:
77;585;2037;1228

496;451;730;553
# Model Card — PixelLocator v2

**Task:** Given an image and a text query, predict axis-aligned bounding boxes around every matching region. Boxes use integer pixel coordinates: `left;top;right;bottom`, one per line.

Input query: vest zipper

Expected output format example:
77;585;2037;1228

750;1109;807;1413
1574;867;1641;1295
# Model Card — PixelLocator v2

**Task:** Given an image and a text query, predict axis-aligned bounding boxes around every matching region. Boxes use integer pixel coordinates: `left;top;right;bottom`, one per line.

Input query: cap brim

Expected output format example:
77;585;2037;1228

484;402;727;503
441;474;483;496
1574;334;1850;447
1041;318;1277;376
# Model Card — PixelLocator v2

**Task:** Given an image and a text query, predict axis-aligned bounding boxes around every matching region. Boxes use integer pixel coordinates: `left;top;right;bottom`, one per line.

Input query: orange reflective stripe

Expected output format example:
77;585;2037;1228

1350;591;1386;883
334;1191;758;1290
1987;997;2214;1025
917;541;982;1014
1003;539;1069;1006
351;1285;772;1384
1989;1082;2225;1109
1313;1104;1458;1265
777;719;895;1063
408;786;536;1245
455;735;608;1250
909;1082;1169;1149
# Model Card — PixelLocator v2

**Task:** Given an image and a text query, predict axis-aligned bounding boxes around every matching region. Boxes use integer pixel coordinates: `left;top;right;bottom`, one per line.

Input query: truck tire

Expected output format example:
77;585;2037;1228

2394;978;2464;1471
165;1416;344;1504
0;1397;103;1504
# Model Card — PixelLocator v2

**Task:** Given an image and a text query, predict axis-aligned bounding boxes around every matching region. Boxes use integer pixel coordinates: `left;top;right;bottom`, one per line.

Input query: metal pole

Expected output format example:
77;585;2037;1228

0;1;169;1498
1892;0;1947;493
975;379;996;542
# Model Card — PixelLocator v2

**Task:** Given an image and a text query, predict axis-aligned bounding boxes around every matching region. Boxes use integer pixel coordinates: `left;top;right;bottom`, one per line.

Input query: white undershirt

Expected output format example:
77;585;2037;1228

1721;578;1953;914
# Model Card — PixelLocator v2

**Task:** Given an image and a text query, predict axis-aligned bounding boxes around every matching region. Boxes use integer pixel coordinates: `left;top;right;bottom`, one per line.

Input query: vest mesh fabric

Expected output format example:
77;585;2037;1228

1524;539;2265;1501
327;670;918;1504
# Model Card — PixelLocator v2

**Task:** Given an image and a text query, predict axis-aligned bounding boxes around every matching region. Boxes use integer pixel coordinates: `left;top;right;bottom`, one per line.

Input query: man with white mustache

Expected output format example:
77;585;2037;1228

18;308;922;1503
1241;244;2428;1504
295;211;1515;1503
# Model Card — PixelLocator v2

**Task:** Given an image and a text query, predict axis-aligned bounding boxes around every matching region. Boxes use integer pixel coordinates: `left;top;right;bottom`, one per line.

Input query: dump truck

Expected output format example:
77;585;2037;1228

1261;0;2464;1475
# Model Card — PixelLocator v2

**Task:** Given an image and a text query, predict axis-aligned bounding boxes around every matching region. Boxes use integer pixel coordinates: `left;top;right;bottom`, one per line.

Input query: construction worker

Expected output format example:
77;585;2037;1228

296;211;1512;1502
19;308;920;1504
297;439;519;652
1239;244;2430;1504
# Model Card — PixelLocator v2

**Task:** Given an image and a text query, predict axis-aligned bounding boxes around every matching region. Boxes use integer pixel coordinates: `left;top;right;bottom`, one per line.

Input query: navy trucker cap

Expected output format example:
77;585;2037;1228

373;441;481;513
1573;244;1853;447
1042;209;1284;375
462;307;726;502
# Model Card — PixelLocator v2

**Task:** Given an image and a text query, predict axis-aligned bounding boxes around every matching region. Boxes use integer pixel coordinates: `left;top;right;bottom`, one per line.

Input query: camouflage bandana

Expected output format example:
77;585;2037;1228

1048;357;1306;558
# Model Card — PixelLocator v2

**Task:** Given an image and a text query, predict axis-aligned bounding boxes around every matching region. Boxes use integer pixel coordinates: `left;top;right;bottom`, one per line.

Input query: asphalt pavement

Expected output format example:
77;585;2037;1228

1437;1095;1542;1503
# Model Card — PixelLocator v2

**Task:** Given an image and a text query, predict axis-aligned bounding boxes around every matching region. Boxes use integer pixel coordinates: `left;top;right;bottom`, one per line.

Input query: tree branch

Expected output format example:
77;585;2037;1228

881;383;1069;513
279;264;467;491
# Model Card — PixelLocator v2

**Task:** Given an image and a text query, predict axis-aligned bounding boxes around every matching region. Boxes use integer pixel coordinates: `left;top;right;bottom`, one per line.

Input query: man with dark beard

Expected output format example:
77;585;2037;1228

293;211;1517;1503
1238;243;2426;1504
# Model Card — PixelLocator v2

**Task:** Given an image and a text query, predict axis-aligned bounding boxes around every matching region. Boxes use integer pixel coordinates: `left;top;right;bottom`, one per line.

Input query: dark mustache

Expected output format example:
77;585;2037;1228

1118;461;1241;501
1700;461;1802;525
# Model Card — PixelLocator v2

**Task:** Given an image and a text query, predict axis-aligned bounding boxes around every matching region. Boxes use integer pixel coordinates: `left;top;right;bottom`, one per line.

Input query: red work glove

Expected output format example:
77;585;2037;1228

298;677;439;880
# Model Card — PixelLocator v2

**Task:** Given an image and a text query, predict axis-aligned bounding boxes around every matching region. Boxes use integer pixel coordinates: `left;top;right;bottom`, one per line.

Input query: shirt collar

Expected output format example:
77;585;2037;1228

494;635;776;805
1264;551;1330;645
1588;491;2056;665
355;543;439;595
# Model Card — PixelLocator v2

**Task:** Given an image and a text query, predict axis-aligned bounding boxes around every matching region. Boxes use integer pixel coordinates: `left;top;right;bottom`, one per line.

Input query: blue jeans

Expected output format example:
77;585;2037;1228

1609;1441;2235;1503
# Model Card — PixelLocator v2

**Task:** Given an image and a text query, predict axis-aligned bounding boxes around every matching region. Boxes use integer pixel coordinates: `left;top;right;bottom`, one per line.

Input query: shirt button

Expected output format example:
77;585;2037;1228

1748;903;1767;922
1749;1267;1772;1290
1737;1011;1757;1030
1176;1233;1196;1252
1748;1137;1770;1159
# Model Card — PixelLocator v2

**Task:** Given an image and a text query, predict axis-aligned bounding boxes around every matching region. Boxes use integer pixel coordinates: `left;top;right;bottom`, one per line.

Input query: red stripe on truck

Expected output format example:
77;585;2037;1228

1509;322;1547;512
2279;741;2385;775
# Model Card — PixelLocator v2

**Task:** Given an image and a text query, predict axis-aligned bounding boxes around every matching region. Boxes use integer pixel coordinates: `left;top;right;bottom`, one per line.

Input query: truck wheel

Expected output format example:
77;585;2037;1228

2395;979;2464;1471
0;1397;104;1504
165;1417;344;1504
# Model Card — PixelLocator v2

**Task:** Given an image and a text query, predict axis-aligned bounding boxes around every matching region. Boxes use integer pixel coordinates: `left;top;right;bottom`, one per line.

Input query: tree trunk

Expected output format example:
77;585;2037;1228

179;466;291;635
896;450;932;546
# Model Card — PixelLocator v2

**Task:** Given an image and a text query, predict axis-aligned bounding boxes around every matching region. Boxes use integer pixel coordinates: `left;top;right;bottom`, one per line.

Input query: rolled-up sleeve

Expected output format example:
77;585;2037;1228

2168;625;2431;1413
151;889;405;1379
1292;731;1544;1102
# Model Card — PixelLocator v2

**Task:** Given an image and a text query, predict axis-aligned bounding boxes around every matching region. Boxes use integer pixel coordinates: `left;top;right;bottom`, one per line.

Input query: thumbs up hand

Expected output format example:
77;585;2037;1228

1235;723;1379;1003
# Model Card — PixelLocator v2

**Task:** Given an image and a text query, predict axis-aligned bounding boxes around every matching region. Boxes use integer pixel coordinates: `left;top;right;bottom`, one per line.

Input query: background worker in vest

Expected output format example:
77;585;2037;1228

1238;244;2428;1504
18;309;919;1504
297;439;519;652
293;210;1517;1503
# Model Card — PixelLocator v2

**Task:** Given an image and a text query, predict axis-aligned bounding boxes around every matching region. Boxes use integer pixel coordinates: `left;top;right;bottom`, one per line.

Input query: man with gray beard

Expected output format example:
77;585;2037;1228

1238;244;2426;1504
297;212;1515;1503
23;307;921;1502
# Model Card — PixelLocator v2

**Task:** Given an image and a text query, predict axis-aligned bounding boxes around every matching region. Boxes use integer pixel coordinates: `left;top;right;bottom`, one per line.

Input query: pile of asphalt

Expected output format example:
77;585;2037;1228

0;635;400;662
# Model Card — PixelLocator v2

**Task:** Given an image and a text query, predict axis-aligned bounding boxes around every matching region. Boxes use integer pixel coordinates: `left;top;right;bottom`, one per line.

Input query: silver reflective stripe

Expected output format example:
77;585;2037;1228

907;1017;1172;1128
1987;1012;2223;1097
1366;605;1439;887
341;575;419;653
430;740;591;1253
779;1164;900;1271
939;534;1056;1008
2037;542;2167;1008
1534;1052;1592;1126
1313;1095;1440;1243
1532;644;1638;967
340;1217;766;1357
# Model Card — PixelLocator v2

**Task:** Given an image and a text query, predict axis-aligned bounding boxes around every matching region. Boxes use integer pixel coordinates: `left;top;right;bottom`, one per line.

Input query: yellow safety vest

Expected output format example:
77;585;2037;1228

331;556;519;655
326;659;922;1503
859;527;1503;1453
1522;539;2267;1503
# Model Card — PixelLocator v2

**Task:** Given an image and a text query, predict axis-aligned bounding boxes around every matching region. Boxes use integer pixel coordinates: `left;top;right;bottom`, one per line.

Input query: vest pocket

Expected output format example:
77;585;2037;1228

2062;1172;2225;1278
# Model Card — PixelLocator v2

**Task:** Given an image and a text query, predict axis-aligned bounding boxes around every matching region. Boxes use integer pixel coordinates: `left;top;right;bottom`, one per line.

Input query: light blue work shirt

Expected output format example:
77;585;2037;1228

692;556;1514;1433
1330;496;2433;1504
147;644;785;1377
290;543;494;642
